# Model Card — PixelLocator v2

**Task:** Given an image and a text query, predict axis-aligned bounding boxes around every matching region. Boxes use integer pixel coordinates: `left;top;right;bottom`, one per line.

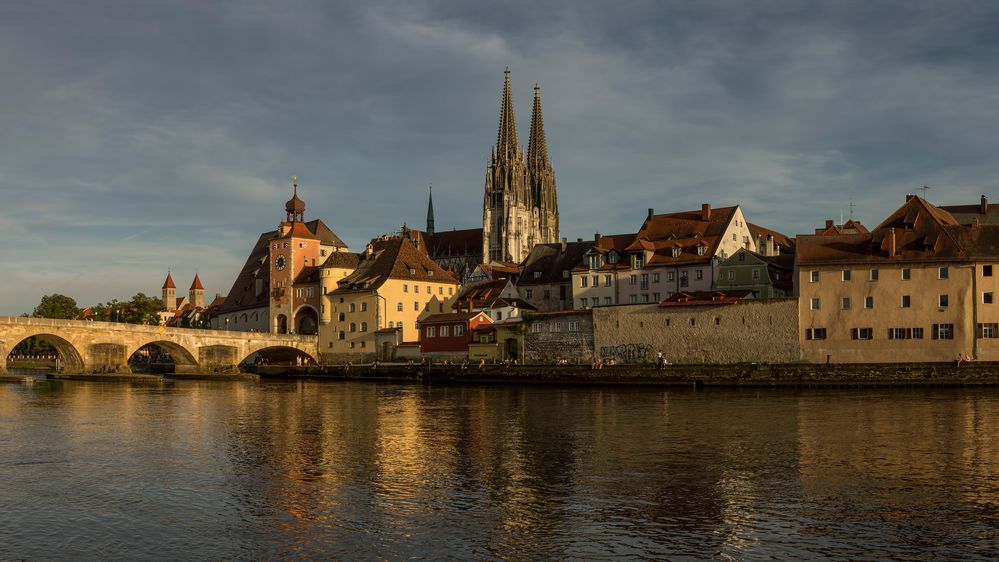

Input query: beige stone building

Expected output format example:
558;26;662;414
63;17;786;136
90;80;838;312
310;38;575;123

797;194;999;363
320;237;460;362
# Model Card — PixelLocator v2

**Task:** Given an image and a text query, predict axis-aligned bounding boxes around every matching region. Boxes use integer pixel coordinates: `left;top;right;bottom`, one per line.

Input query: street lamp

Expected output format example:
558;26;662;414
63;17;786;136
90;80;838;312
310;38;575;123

225;317;229;331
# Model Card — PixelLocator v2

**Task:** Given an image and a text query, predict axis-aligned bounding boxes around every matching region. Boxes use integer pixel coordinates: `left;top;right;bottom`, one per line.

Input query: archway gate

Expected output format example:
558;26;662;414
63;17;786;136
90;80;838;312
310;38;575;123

0;316;318;375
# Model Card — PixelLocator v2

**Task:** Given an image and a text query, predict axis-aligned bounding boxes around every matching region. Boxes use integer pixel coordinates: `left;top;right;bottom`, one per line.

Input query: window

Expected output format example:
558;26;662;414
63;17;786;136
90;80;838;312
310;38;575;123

534;271;542;279
727;270;736;281
864;296;874;309
543;289;551;299
449;288;453;295
978;323;998;339
604;297;612;305
810;298;821;310
581;276;588;288
641;274;649;290
672;247;682;258
496;311;502;320
455;325;463;336
870;269;879;281
439;303;444;313
985;292;994;304
630;274;637;286
439;287;444;295
805;328;827;340
414;302;419;311
939;294;949;308
425;302;431;311
338;312;345;321
441;326;449;337
361;302;367;312
642;294;650;303
581;297;588;307
360;341;366;348
841;297;851;310
349;322;356;332
810;271;819;283
913;327;924;339
426;286;431;294
696;270;704;281
933;323;954;340
427;326;435;337
985;265;994;277
680;271;689;288
653;292;660;302
604;275;612;287
562;270;569;279
667;272;675;282
653;273;660;283
939;267;949;279
842;270;852;281
360;322;367;332
851;327;874;340
338;331;345;340
634;255;645;268
901;295;911;308
902;268;911;280
531;323;543;333
414;285;419;294
888;327;918;340
568;321;580;331
630;295;638;304
697;245;707;256
397;302;403;312
739;253;746;262
752;268;760;280
349;303;356;312
550;322;562;333
525;289;533;299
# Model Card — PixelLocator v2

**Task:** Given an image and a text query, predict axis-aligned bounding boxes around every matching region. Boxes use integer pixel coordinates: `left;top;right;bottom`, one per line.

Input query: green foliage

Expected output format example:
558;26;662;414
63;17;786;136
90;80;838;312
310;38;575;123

12;336;55;355
124;293;163;325
32;294;80;319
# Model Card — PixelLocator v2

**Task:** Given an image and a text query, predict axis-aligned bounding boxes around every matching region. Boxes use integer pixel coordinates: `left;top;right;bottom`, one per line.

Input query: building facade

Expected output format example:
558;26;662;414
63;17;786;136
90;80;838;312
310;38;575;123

517;239;593;311
797;194;999;363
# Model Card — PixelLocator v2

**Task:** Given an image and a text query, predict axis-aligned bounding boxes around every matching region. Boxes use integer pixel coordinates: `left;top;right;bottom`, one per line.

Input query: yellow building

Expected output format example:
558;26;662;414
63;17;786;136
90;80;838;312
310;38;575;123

319;236;460;362
797;194;999;363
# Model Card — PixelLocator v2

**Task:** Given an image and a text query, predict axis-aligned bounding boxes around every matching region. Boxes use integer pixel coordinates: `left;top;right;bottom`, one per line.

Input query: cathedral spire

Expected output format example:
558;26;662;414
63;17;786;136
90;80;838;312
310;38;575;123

527;83;549;168
426;184;435;234
495;66;519;157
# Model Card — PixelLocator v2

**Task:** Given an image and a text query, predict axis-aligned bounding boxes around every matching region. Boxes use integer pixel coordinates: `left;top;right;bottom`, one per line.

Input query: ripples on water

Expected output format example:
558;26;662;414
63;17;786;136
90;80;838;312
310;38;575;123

1;379;998;560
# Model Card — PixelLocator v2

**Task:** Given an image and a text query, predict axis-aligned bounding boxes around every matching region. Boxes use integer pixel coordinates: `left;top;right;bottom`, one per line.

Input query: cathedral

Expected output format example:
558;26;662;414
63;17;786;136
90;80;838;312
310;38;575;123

482;67;560;263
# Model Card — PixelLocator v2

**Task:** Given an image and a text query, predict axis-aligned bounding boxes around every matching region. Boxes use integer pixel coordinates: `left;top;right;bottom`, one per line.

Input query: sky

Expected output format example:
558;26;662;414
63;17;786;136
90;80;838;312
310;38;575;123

2;0;998;315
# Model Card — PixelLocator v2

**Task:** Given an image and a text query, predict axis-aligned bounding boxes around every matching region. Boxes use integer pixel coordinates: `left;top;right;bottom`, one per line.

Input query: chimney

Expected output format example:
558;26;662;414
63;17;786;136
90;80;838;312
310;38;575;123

981;194;988;215
825;219;834;229
561;237;567;252
766;234;775;257
701;203;711;221
647;208;654;220
888;227;896;258
906;194;915;202
594;232;601;242
576;238;582;243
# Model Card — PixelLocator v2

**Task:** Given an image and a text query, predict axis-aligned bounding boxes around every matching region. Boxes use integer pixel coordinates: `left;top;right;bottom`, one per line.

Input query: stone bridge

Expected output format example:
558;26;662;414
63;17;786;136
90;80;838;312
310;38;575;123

0;316;319;374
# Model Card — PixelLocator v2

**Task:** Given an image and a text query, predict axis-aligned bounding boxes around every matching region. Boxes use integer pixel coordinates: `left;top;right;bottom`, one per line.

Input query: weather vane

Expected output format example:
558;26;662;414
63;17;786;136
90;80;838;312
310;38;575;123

292;175;298;185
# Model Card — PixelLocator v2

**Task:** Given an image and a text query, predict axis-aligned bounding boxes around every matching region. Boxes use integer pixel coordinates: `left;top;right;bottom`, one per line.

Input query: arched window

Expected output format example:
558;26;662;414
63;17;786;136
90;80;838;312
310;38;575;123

397;303;403;312
338;312;345;321
361;322;368;331
338;331;345;340
349;322;356;332
361;302;367;312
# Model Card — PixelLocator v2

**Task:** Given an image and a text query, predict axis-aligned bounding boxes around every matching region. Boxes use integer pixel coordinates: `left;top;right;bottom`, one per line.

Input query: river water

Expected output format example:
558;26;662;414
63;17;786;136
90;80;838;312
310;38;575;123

1;378;997;560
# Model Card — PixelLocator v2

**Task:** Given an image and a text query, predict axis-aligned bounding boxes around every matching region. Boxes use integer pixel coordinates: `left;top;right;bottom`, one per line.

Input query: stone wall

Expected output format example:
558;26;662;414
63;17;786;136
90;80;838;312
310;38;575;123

592;299;799;365
524;310;594;364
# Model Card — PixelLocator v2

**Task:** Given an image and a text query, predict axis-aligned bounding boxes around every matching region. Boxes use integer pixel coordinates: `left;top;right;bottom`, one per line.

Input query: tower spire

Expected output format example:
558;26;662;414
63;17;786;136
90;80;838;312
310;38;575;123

527;82;549;167
426;184;435;234
496;66;519;157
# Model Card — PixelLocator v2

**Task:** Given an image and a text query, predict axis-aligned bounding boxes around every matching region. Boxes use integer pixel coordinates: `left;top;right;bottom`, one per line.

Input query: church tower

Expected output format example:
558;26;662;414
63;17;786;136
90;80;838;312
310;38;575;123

483;67;532;263
189;274;205;308
482;67;559;264
527;83;559;246
162;273;176;311
426;185;435;234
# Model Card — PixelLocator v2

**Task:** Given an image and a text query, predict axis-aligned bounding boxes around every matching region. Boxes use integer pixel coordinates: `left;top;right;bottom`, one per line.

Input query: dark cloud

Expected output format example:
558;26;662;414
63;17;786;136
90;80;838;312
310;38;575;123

2;0;998;313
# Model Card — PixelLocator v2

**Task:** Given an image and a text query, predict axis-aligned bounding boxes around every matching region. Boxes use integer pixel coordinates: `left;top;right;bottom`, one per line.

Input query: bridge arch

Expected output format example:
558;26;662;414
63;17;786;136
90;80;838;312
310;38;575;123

5;332;85;372
126;339;199;371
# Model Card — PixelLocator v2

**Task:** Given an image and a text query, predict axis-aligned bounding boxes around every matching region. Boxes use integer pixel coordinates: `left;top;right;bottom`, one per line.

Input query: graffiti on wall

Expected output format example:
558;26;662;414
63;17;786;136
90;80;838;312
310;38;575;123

600;343;652;364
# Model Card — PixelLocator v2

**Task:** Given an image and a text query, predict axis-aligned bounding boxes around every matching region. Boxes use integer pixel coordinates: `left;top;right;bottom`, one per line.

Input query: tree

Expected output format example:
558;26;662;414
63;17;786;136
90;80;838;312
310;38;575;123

125;293;163;325
33;294;80;319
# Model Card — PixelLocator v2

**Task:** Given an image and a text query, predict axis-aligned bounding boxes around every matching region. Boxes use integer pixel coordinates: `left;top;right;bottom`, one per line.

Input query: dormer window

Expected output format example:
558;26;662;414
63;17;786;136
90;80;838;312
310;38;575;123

672;247;682;258
633;254;645;268
534;271;542;279
697;245;707;256
410;268;416;276
607;251;619;264
562;270;569;279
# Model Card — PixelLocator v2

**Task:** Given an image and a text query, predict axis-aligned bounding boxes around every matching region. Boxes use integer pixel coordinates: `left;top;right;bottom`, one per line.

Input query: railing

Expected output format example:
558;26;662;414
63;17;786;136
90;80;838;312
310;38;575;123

0;316;316;343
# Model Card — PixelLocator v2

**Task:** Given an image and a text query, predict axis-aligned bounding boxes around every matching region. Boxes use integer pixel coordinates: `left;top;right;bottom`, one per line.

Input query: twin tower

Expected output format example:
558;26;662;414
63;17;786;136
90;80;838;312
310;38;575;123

482;67;560;263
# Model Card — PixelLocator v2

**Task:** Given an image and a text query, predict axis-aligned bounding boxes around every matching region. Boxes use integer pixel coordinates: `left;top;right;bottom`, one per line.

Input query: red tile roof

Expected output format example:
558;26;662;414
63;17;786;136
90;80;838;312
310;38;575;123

420;311;492;324
162;273;176;289
190;274;204;290
627;205;739;267
332;237;459;294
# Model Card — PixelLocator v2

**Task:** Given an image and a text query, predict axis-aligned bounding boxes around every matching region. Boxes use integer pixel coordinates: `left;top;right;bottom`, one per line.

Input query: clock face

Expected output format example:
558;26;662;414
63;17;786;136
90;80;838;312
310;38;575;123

275;255;286;270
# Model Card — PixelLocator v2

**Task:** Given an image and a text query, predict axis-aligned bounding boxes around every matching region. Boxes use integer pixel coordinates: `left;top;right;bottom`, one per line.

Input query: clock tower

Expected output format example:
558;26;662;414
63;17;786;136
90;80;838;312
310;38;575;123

268;176;324;334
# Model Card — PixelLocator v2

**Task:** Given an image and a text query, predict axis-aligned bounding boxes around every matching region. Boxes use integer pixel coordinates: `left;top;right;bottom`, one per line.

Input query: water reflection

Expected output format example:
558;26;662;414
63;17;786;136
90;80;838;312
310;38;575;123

1;382;997;560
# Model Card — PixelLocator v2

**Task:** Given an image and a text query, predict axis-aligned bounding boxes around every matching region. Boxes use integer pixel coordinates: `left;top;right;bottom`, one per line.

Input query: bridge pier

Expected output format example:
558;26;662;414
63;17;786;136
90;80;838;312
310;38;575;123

0;340;7;374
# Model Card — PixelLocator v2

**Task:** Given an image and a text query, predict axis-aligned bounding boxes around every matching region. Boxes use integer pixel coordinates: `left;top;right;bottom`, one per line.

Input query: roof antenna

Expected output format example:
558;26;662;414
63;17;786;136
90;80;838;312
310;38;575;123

849;198;856;221
920;184;931;199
